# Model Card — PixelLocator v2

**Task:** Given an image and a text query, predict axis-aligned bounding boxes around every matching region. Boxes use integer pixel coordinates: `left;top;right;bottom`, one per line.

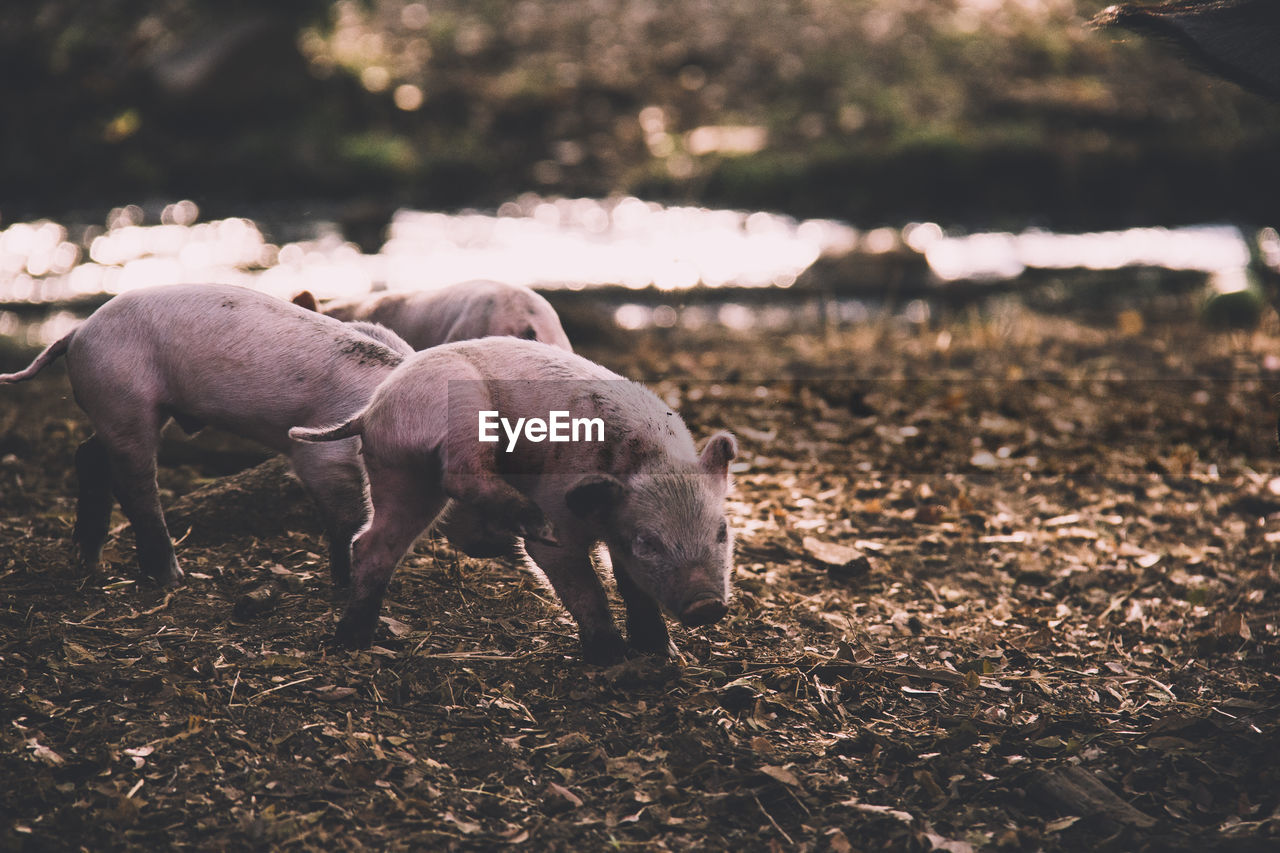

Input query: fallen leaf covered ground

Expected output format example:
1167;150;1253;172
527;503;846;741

3;280;1280;851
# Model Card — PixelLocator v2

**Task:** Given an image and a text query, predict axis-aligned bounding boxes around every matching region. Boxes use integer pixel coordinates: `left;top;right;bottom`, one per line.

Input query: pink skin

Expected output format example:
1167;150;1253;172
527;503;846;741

314;280;574;352
291;338;736;663
345;321;414;356
295;281;573;557
0;284;412;587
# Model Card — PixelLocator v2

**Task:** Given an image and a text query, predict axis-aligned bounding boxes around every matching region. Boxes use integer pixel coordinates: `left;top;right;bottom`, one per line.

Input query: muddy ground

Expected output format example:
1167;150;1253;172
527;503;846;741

3;282;1280;851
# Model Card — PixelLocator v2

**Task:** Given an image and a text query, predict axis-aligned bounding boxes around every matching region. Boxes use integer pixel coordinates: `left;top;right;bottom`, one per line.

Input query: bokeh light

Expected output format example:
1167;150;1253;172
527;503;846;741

0;195;1259;343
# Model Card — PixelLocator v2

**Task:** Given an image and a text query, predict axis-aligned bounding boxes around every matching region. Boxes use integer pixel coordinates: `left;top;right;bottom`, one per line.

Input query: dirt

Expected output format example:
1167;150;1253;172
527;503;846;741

3;286;1280;852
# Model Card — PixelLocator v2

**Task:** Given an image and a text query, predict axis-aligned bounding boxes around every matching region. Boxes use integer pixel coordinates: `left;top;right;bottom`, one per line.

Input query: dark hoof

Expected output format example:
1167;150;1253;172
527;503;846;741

628;634;677;659
74;548;102;575
625;616;674;657
332;614;376;650
581;630;628;666
138;547;183;587
144;564;184;588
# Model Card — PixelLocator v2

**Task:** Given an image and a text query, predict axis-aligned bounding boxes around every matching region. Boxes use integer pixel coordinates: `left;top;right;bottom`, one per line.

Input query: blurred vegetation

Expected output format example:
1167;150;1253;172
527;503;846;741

4;0;1280;227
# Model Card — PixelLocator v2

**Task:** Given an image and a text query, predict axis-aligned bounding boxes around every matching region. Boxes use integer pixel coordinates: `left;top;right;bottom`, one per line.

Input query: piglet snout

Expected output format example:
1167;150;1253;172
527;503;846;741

680;594;728;627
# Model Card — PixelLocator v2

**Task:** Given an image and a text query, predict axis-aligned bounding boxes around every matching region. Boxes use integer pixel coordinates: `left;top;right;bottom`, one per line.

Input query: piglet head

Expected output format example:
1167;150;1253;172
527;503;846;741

566;432;737;627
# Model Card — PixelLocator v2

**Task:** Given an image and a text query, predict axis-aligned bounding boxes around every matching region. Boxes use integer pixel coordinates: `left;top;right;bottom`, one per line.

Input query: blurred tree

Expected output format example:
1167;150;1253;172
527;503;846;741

294;0;1280;225
0;0;365;209
3;0;1279;226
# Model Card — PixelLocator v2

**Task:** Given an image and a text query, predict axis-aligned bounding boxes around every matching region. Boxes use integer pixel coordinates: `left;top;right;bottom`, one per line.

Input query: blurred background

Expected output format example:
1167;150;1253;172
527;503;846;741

2;0;1279;340
6;0;1280;225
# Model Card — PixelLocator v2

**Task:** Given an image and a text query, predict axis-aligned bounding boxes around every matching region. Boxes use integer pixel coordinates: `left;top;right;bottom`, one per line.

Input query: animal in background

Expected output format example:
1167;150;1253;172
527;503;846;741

293;280;573;352
294;281;576;558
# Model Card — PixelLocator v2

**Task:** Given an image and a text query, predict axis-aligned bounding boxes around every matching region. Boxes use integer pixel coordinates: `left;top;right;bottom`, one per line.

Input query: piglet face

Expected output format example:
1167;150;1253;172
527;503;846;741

567;432;737;626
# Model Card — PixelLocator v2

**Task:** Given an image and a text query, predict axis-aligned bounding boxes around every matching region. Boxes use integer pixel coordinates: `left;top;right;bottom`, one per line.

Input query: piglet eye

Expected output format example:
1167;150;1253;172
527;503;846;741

716;519;728;543
632;532;661;559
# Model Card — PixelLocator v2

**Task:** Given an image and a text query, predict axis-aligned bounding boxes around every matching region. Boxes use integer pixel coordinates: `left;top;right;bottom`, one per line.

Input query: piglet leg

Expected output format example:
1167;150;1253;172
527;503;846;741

613;563;675;657
442;463;558;546
524;536;625;665
435;500;519;558
441;398;557;546
335;462;445;648
72;434;114;572
104;439;182;586
290;440;370;587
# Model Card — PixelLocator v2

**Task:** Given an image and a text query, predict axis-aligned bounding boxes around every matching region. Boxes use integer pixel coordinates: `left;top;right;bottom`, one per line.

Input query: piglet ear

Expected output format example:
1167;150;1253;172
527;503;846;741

292;290;318;312
565;473;625;521
699;431;737;478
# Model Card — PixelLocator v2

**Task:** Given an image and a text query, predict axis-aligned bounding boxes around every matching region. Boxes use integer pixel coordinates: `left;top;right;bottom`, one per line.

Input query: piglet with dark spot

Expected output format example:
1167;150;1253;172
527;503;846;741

0;284;412;586
291;338;737;663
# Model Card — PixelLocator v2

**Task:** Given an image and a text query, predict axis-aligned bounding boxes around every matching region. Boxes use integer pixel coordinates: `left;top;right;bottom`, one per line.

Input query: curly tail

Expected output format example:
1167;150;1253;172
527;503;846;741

289;417;364;443
0;331;75;383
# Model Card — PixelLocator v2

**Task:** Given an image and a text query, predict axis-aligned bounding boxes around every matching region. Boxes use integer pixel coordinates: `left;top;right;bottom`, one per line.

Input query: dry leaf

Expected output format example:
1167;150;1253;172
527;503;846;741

379;615;413;637
827;828;854;853
546;782;583;809
750;736;778;758
840;799;914;823
758;765;802;788
802;536;871;578
924;832;975;853
1219;612;1252;641
26;738;64;766
442;811;481;834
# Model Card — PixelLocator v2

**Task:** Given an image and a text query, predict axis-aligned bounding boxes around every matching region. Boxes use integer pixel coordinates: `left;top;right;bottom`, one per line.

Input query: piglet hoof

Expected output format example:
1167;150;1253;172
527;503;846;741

580;630;628;666
331;612;377;650
137;546;183;587
629;634;679;660
625;618;674;658
145;562;184;589
74;548;101;575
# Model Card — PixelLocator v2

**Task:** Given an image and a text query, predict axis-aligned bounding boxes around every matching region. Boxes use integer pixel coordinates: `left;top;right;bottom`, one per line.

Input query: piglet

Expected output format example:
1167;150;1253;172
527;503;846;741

291;338;737;663
296;280;573;558
0;284;411;586
308;280;574;352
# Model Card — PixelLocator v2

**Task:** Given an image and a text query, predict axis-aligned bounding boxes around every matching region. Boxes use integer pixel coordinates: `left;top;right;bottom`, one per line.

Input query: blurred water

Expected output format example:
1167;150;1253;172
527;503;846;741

0;196;852;300
0;193;1258;345
910;222;1250;281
